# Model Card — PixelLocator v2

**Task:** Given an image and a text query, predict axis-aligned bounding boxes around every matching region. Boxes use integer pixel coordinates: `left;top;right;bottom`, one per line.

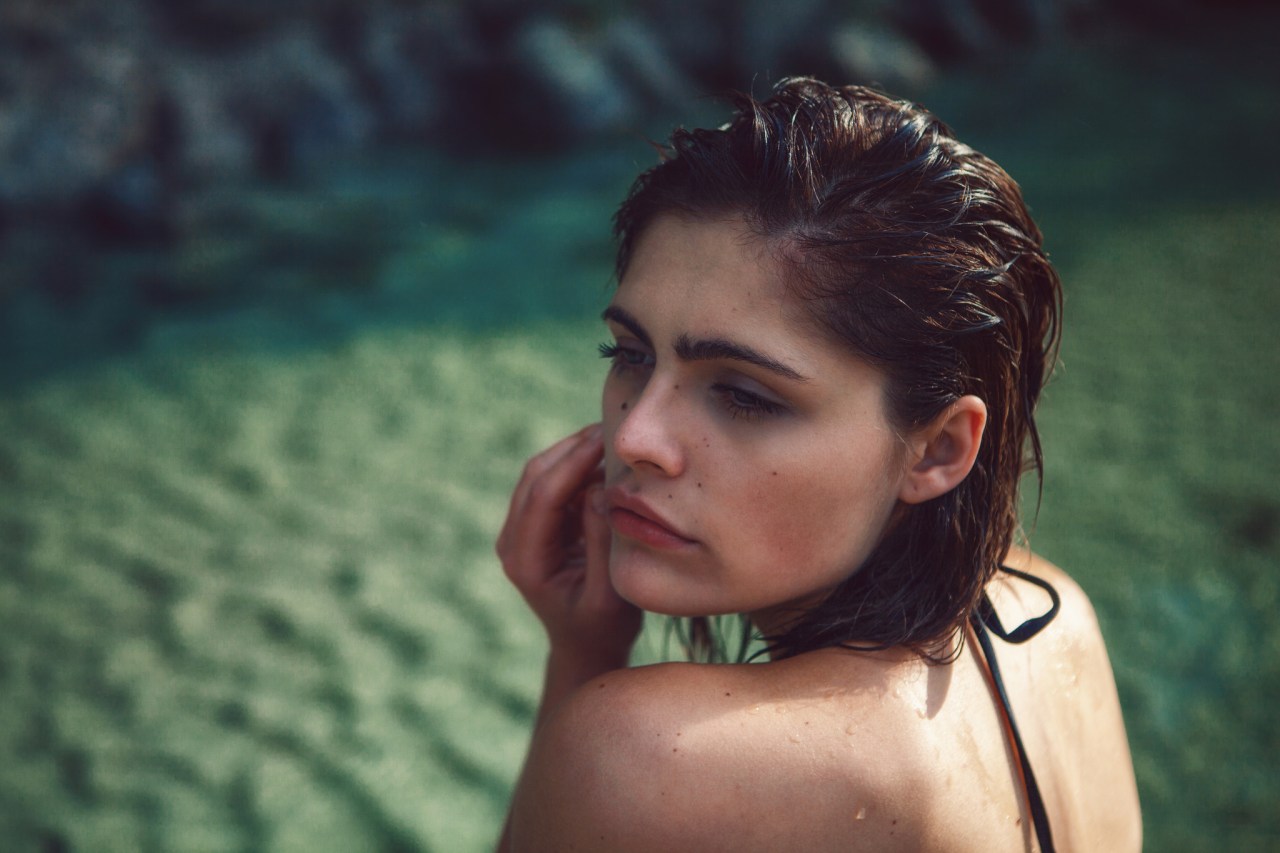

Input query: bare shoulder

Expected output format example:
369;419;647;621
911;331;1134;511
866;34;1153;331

993;548;1144;851
993;547;1117;656
508;658;916;852
508;662;754;852
508;554;1142;852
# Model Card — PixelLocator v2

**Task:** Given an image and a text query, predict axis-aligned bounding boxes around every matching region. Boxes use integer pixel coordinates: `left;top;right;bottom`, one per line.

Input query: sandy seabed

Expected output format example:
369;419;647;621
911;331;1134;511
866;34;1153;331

0;319;605;853
4;19;1280;845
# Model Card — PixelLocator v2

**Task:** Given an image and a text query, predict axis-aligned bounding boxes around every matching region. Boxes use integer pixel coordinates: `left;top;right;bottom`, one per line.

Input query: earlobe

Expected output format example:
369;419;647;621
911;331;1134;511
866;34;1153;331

898;396;987;505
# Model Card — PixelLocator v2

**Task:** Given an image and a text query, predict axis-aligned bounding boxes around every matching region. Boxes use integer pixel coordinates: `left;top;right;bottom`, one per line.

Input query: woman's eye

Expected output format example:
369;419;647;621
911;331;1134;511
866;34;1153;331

598;342;653;372
714;384;786;421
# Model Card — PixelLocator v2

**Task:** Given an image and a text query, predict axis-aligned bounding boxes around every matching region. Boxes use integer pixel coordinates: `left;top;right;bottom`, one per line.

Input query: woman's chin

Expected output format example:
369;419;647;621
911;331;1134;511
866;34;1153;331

609;560;738;620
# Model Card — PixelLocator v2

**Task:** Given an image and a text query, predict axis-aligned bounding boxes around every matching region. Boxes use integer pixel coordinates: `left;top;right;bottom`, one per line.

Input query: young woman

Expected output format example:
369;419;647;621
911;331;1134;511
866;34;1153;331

495;79;1141;852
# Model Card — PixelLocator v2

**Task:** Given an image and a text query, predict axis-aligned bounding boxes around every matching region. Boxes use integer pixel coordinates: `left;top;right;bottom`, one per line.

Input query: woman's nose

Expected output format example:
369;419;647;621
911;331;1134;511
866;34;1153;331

612;382;686;477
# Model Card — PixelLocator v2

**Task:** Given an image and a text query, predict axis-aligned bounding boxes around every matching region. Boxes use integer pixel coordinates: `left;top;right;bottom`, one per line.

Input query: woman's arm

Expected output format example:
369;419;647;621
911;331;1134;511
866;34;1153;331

493;424;643;852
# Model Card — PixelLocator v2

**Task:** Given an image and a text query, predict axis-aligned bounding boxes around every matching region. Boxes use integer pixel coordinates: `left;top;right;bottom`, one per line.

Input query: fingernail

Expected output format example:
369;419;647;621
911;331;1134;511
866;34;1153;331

587;423;603;441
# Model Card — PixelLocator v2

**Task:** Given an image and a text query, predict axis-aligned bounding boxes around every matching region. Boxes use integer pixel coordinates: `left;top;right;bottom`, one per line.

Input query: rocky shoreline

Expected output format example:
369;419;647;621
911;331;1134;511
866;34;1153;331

0;0;1250;374
1;0;1214;238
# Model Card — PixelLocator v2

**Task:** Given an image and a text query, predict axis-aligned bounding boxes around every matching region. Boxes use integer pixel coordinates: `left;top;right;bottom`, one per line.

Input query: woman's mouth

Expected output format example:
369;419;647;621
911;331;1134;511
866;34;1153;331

605;488;697;550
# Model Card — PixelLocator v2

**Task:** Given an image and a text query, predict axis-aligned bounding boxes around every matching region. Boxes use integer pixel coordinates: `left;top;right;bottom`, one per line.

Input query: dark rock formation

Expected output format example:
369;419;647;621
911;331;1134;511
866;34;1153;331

0;0;1255;320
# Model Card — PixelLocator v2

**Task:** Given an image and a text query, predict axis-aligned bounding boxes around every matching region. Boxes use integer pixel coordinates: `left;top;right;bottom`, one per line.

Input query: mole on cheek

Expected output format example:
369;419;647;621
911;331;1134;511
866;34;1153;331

620;402;629;411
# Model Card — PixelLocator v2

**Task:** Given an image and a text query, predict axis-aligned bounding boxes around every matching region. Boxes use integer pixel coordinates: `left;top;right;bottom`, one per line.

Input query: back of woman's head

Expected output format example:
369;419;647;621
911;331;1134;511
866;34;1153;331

613;77;1062;661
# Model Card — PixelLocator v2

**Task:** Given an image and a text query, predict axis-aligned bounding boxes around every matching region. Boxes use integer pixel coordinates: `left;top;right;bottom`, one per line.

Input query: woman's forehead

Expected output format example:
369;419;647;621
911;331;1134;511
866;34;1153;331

616;215;834;346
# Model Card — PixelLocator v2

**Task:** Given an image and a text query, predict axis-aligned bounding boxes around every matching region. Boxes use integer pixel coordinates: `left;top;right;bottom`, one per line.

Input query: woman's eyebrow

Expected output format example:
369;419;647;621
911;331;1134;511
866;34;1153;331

601;305;652;348
602;305;809;383
675;335;810;382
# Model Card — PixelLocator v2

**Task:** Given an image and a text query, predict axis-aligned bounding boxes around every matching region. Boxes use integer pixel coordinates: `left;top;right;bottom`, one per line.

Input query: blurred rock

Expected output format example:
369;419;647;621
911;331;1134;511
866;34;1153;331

635;0;732;88
0;0;1256;316
893;0;998;62
504;17;636;143
738;0;835;82
601;17;700;111
0;34;158;208
828;22;934;92
163;57;257;183
353;6;459;138
79;159;175;247
631;0;847;92
154;0;338;49
169;25;376;180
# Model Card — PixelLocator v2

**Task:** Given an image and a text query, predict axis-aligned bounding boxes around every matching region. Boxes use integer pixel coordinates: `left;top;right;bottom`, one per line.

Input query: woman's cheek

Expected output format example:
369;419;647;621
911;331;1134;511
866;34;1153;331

600;377;629;443
759;458;892;577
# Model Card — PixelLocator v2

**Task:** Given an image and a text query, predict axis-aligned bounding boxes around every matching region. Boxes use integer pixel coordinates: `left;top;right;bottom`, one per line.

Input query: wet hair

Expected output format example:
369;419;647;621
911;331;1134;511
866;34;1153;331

613;78;1062;662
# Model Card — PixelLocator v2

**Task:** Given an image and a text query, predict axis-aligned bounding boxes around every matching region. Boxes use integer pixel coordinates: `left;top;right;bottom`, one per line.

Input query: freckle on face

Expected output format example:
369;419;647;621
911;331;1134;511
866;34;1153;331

621;402;628;411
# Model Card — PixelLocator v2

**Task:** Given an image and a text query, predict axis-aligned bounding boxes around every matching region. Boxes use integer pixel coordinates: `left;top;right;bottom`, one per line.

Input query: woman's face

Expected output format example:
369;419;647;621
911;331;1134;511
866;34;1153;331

600;214;911;634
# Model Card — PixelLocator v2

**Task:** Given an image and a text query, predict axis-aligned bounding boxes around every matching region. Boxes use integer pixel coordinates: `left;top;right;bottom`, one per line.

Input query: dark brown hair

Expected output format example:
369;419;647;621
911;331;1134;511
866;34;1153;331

613;78;1062;662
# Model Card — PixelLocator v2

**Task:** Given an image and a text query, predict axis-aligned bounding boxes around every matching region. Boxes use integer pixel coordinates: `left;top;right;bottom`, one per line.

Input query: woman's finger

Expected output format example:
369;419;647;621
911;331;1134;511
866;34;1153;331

580;485;642;650
498;424;597;553
498;428;603;579
504;424;599;524
580;485;616;608
503;429;601;551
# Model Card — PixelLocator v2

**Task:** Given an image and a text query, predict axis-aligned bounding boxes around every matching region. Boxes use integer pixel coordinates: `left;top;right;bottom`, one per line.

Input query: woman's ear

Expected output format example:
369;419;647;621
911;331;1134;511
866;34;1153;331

898;395;987;505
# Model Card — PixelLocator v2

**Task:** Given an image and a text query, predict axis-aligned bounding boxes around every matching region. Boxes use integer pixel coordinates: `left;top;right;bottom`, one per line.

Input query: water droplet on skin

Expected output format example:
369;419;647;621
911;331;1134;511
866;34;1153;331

855;807;867;820
788;733;801;744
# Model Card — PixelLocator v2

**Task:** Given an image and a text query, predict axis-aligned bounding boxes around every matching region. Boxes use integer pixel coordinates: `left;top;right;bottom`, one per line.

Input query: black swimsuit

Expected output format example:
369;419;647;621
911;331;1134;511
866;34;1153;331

970;566;1061;853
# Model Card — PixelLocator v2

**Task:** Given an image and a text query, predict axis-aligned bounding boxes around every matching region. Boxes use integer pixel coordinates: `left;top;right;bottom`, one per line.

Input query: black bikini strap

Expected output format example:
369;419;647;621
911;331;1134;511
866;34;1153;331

971;565;1060;853
975;565;1061;644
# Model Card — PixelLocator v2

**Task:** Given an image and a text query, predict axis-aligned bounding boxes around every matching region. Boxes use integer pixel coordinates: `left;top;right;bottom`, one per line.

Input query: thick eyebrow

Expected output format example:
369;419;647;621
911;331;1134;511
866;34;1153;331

602;305;809;383
675;335;810;382
601;306;652;348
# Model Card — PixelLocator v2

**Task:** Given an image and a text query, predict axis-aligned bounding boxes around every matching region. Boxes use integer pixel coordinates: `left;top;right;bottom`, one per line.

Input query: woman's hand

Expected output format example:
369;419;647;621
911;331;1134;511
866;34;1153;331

497;423;642;669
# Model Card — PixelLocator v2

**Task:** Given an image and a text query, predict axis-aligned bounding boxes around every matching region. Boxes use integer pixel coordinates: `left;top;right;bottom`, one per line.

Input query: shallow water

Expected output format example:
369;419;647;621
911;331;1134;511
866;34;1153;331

2;15;1279;852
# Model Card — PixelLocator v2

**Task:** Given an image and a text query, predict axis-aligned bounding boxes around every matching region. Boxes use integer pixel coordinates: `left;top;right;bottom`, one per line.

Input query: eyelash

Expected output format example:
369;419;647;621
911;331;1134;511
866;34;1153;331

598;341;650;371
714;384;786;421
598;342;786;421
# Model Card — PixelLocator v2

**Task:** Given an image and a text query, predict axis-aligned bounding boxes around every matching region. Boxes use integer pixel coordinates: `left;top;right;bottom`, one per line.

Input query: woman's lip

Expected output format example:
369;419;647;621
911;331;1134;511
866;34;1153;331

604;487;696;549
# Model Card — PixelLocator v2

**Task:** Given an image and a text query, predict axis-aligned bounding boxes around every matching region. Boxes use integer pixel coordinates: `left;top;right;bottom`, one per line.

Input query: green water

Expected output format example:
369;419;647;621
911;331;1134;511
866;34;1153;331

2;16;1278;852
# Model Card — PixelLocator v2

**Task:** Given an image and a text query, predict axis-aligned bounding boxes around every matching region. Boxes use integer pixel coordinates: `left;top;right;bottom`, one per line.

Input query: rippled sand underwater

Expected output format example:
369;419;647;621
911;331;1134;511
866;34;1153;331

3;20;1280;849
5;203;1279;852
0;322;614;852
